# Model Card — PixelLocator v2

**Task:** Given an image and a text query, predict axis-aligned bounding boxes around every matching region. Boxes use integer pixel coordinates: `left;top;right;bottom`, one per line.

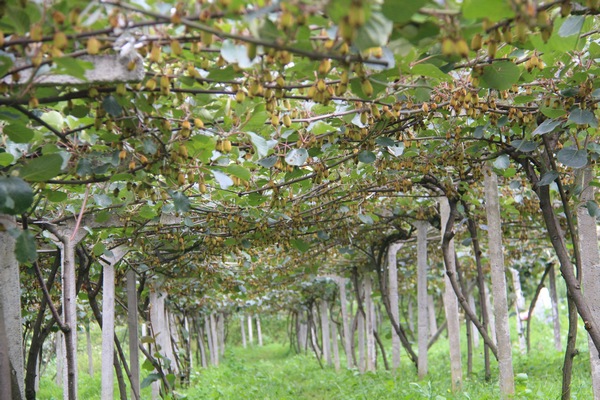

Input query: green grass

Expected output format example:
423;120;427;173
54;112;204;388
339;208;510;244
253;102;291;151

179;340;592;400
36;314;594;400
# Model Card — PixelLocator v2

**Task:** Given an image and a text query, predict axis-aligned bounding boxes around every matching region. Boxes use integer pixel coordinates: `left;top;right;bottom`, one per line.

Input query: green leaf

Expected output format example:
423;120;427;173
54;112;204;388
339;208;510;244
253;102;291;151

170;191;190;212
480;61;520;91
540;107;567;118
586;200;600;218
473;126;485;139
0;56;14;78
247;132;276;158
166;373;177;388
102;95;123;117
140;373;161;389
0;153;14;167
532;118;562;136
138;205;158;220
358;214;374;224
212;169;233;189
256;19;284;42
493;154;510;169
227;165;251;181
290;238;310;252
141;358;155;373
569;108;598;127
19;154;63;182
557;148;588;168
558;15;585;37
462;0;514;22
511;140;538;152
317;230;330;240
387;144;404;157
4;123;35;143
588;142;600;155
93;194;112;208
515;373;529;382
358;150;376;164
257;155;278;168
382;0;426;23
284;148;308;166
221;40;256;68
375;137;395;146
52;57;93;80
0;177;34;215
94;211;110;223
140;336;155;345
538;171;559;186
15;230;37;264
207;66;237;81
92;242;106;257
8;7;31;35
354;12;393;52
327;0;353;23
410;64;451;82
349;77;386;99
41;111;64;130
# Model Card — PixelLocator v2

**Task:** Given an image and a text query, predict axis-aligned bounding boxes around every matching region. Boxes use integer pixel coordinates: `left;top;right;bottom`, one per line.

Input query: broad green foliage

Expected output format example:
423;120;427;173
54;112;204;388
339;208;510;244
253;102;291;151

0;176;33;214
2;0;600;348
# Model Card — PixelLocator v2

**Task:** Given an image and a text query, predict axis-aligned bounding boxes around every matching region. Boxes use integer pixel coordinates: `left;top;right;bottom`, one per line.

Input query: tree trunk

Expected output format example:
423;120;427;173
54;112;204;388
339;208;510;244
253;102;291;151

101;246;127;400
256;315;263;347
205;316;215;366
46;219;90;400
60;239;78;400
364;274;376;372
357;300;365;373
25;253;60;400
0;292;14;400
240;315;247;348
336;277;352;369
562;296;578;400
297;316;308;353
320;299;332;366
484;165;515;399
465;210;492;379
439;197;463;391
183;316;192;384
217;313;225;356
509;267;527;354
518;153;600;358
167;311;180;373
247;315;253;346
331;320;340;371
210;313;219;366
483;281;497;346
0;214;25;400
467;292;480;348
387;241;402;370
428;294;437;338
576;166;600;397
113;351;127;400
416;221;429;379
440;197;499;362
197;322;207;368
150;287;171;396
309;310;322;361
55;332;64;387
548;265;562;352
126;269;140;400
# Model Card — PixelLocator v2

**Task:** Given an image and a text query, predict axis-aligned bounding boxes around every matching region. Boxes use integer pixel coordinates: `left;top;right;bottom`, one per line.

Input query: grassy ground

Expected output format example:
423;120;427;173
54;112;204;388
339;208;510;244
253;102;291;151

181;340;592;400
36;315;593;399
